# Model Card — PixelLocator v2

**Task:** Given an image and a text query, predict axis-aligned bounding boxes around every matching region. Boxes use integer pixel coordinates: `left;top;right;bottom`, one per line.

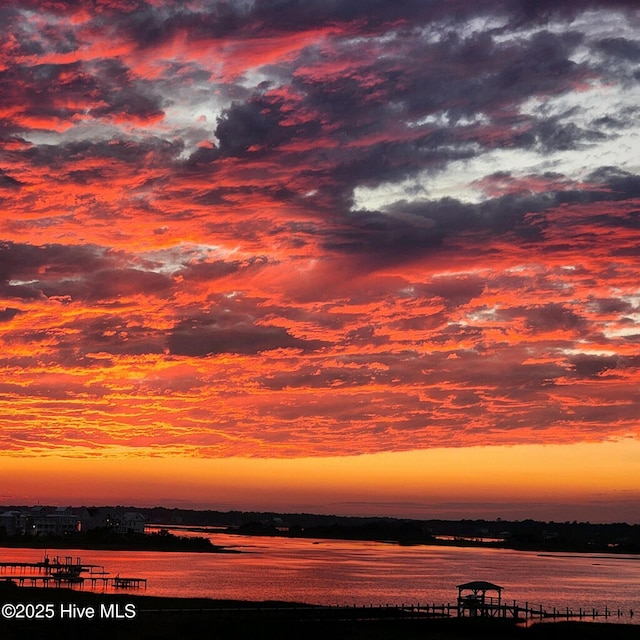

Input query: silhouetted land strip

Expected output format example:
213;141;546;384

111;505;640;553
0;586;637;640
222;518;640;555
3;504;640;554
0;528;237;553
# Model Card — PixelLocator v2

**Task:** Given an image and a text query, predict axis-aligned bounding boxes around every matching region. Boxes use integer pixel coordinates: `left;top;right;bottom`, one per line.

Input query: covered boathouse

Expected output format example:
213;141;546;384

457;580;503;617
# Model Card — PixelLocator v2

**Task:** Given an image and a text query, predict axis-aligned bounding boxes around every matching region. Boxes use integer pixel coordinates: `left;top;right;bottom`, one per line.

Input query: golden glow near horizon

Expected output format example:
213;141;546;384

2;440;639;522
1;2;640;523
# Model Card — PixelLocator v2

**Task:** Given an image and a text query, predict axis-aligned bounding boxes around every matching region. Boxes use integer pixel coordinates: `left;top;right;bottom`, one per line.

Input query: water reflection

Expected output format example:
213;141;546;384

1;532;639;622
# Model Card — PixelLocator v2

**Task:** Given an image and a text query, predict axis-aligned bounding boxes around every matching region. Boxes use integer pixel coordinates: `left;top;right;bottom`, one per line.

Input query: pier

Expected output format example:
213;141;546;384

1;575;147;589
0;555;146;591
139;579;634;624
113;576;147;589
138;601;632;623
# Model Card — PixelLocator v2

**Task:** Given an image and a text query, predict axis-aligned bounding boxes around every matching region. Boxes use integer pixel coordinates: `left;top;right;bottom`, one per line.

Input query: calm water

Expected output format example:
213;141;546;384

2;532;639;623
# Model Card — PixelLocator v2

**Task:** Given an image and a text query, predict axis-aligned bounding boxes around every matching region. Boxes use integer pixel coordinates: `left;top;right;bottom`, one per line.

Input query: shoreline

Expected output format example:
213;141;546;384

159;525;640;558
4;531;640;561
0;587;637;639
0;532;238;554
3;528;640;557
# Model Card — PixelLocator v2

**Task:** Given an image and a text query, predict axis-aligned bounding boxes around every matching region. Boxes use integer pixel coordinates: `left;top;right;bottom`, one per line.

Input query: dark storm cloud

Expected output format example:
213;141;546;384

119;0;638;44
592;298;635;315
76;0;478;46
248;0;438;32
588;167;640;200
507;0;639;24
599;211;640;231
320;164;640;265
324;192;546;262
64;314;166;357
87;59;165;122
176;255;270;282
568;354;620;378
397;29;585;121
597;37;640;63
0;307;22;322
500;303;586;334
0;242;174;302
94;1;249;48
5;0;637;48
3;0;636;269
527;119;607;153
65;268;174;301
5;0;623;272
168;315;325;356
0;242;108;281
168;12;629;266
427;276;486;307
306;30;589;189
214;99;284;156
0;171;23;190
3;312;157;363
215;94;320;157
22;137;182;168
0;57;164;132
137;0;616;194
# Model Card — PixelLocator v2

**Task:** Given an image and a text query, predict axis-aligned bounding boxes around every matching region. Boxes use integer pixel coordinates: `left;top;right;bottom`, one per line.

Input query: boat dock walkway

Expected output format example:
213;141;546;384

139;601;633;623
0;556;146;590
0;556;100;574
1;575;147;589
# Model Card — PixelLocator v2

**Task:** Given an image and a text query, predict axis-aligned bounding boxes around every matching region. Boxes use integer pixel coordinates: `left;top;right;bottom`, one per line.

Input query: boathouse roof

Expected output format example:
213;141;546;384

457;581;503;592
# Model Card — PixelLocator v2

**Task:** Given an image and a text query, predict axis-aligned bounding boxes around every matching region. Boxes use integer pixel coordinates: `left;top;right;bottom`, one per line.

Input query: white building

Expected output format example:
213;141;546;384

28;507;80;536
119;512;146;534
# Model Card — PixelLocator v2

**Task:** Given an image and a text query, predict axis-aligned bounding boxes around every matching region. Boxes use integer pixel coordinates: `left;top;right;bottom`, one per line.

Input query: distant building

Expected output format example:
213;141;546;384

76;507;110;532
0;506;145;536
0;510;22;536
102;510;147;534
120;512;146;534
1;507;81;536
32;507;80;536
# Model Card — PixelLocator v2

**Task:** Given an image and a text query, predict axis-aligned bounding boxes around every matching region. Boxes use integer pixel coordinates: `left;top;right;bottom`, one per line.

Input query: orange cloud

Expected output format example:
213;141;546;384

1;0;639;520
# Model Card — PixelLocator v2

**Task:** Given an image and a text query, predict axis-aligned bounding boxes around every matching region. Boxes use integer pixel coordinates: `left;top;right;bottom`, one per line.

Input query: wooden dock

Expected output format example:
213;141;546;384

0;556;146;590
455;599;627;622
0;556;100;575
113;576;147;589
137;601;634;623
1;575;147;589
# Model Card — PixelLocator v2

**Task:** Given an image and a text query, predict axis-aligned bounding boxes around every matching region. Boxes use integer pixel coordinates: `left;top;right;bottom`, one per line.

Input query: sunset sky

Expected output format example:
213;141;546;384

1;0;639;523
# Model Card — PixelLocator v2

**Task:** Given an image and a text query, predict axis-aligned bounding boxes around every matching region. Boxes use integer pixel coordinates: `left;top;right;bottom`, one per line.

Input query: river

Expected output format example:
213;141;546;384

1;532;639;622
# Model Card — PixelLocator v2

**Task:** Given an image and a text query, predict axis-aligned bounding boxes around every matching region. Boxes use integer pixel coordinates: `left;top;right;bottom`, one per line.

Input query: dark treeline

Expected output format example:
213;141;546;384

139;507;640;554
232;518;640;554
0;521;228;553
2;505;639;554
